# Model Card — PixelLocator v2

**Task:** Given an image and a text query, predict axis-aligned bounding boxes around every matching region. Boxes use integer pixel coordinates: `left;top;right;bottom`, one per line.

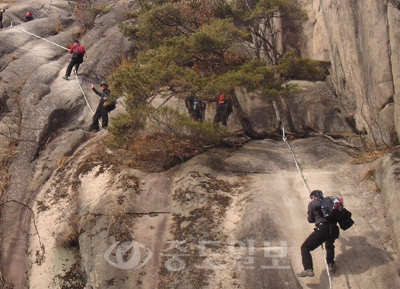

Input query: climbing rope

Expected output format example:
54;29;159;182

282;127;311;194
282;127;333;289
9;22;94;115
74;68;94;114
10;22;68;51
321;245;333;289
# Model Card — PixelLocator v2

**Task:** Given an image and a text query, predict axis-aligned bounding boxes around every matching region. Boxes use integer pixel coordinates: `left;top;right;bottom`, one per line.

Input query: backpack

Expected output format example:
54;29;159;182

75;44;85;56
320;196;354;230
106;100;117;113
193;98;203;112
72;43;85;56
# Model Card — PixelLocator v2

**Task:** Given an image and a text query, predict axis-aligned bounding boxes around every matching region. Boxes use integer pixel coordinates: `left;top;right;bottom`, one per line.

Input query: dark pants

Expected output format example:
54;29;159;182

214;104;228;126
91;103;108;130
214;114;227;126
189;108;203;122
65;56;83;77
300;223;339;270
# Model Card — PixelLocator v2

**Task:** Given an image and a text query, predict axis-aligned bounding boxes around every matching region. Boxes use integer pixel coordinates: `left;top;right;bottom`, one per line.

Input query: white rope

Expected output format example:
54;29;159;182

9;22;95;115
73;68;94;114
10;22;68;51
282;127;333;289
282;127;310;194
321;244;333;289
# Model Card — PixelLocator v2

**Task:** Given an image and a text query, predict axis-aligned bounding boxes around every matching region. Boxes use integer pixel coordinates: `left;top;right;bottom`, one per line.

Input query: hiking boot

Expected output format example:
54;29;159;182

297;269;314;277
328;263;336;272
63;76;69;80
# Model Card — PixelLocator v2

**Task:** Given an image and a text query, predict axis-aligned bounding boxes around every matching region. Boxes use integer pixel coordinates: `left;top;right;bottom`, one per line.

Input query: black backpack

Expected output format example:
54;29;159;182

106;100;117;113
320;196;354;230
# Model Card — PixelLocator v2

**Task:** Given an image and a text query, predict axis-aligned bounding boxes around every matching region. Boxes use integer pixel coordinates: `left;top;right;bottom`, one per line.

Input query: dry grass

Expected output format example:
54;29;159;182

360;168;376;181
71;27;86;40
108;204;135;242
55;19;64;33
56;156;70;167
0;167;10;198
126;133;205;173
48;17;65;34
110;53;134;72
13;79;25;92
0;144;18;199
351;149;389;164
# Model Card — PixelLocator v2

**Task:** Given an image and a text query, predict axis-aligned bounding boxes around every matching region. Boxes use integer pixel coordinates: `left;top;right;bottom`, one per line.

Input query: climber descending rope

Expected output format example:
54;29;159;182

9;22;94;114
282;128;333;289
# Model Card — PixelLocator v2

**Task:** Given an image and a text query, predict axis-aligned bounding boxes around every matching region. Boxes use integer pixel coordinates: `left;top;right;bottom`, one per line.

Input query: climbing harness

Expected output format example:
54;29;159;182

9;22;94;115
282;127;333;289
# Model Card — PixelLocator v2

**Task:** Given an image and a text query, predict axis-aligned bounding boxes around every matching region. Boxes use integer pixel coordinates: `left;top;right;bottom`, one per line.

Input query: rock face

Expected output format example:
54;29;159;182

375;148;400;258
232;80;358;137
0;1;134;287
0;0;400;289
296;0;400;149
27;136;400;288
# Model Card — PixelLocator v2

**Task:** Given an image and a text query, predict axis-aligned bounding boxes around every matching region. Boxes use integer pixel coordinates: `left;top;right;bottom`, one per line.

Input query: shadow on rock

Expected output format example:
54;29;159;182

335;235;391;275
304;235;392;289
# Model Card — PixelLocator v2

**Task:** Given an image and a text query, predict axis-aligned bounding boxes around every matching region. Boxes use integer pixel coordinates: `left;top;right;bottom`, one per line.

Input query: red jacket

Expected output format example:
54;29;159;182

69;42;80;54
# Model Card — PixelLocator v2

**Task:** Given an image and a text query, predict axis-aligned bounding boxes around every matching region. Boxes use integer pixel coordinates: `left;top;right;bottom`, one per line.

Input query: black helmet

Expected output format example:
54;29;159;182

100;81;108;87
310;190;324;200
